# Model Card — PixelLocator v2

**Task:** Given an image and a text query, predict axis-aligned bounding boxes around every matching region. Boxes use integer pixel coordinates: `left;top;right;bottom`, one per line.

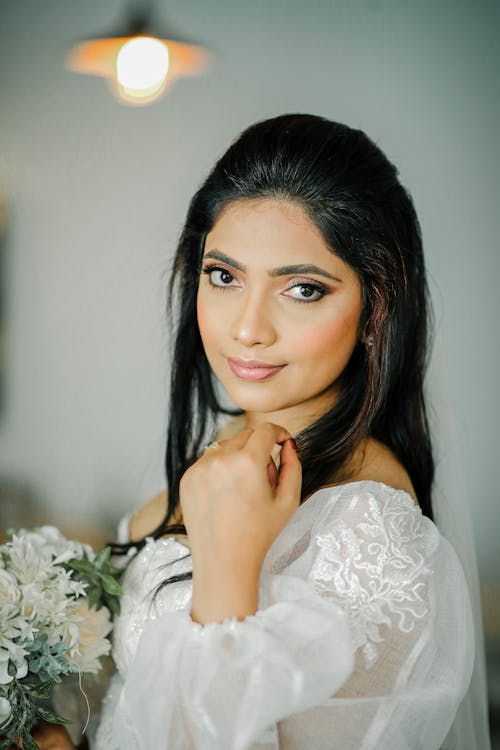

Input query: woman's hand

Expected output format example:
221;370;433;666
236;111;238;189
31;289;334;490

179;422;302;579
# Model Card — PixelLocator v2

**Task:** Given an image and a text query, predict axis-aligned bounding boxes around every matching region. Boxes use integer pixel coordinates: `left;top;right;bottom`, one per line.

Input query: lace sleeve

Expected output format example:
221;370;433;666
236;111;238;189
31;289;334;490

274;482;476;749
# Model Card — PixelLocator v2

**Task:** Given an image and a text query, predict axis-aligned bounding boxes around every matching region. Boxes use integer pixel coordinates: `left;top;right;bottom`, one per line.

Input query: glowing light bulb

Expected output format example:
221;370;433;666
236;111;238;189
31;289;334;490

116;36;170;103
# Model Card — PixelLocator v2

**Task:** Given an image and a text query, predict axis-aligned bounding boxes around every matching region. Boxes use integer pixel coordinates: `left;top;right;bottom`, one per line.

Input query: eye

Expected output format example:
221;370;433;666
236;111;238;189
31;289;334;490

201;264;238;290
284;281;328;303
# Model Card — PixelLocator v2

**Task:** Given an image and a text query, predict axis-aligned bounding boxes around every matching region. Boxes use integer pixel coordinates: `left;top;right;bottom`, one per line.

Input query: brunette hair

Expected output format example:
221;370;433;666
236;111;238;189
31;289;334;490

112;113;435;573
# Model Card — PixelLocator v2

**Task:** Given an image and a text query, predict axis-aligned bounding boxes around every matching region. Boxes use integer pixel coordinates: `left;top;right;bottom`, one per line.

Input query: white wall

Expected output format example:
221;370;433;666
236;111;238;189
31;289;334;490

0;0;498;578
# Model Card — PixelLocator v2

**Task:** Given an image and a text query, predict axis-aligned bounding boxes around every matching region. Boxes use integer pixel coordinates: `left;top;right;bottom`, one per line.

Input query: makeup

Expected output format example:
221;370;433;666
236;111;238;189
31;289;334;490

227;357;286;381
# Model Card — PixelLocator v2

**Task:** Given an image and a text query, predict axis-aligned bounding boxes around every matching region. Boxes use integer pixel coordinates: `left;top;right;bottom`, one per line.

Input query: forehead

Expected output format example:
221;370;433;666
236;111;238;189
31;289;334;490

205;198;334;265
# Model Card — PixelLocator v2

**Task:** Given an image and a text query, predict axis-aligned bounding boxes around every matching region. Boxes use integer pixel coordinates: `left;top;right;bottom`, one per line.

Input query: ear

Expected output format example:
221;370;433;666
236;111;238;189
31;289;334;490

360;325;374;349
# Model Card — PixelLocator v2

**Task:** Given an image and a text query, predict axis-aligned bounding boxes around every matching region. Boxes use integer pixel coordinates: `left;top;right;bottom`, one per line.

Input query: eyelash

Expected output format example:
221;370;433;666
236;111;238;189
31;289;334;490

200;263;329;304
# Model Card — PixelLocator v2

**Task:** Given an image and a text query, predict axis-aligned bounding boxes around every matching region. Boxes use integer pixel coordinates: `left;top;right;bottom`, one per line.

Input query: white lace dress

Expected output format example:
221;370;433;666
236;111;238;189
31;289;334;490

92;480;475;750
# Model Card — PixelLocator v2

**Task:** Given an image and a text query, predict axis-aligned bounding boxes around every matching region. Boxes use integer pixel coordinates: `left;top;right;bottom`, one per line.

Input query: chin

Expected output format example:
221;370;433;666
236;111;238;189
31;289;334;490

223;387;292;414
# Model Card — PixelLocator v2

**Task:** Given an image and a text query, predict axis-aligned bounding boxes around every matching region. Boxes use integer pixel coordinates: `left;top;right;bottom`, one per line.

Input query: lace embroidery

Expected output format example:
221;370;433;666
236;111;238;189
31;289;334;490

310;492;432;669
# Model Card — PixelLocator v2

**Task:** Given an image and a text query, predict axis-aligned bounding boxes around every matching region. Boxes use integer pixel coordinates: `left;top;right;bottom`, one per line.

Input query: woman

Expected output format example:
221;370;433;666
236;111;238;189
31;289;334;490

36;114;482;749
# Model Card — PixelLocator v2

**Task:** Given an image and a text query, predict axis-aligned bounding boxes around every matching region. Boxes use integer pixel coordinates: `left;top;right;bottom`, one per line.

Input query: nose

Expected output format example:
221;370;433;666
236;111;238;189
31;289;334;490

229;289;277;348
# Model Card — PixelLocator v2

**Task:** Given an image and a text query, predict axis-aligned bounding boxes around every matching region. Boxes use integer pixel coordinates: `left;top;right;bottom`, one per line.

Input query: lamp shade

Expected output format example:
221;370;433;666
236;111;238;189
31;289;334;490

66;8;211;105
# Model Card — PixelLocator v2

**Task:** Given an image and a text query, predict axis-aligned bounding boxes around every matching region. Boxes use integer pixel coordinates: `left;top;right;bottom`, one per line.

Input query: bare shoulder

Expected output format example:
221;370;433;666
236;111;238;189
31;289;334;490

332;437;420;507
129;489;177;543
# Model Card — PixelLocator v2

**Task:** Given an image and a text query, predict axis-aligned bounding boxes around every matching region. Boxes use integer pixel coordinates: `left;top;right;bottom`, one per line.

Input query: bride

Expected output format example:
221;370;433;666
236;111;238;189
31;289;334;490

33;114;487;749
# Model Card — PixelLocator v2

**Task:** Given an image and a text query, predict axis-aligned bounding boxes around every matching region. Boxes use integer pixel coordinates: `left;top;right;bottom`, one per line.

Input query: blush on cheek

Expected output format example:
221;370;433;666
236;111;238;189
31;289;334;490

302;327;334;353
299;313;359;363
301;322;343;353
196;296;209;338
196;298;219;353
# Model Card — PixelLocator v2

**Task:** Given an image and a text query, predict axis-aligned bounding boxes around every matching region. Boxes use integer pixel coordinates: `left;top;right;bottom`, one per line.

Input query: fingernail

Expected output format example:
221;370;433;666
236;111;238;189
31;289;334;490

289;438;297;451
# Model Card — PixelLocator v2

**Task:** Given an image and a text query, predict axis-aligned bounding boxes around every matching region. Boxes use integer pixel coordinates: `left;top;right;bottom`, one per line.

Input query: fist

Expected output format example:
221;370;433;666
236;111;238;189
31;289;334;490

180;422;302;577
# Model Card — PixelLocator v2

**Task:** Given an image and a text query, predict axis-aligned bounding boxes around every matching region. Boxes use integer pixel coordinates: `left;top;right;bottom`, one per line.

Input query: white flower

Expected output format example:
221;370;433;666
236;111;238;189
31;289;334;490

65;603;113;674
11;543;87;647
0;654;11;685
0;645;28;685
0;526;114;691
0;603;34;685
0;695;11;728
6;527;94;587
0;569;20;607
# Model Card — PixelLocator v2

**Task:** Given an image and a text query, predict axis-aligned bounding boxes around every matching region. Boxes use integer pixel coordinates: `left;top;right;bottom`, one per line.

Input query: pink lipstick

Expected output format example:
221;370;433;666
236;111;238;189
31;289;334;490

227;357;286;381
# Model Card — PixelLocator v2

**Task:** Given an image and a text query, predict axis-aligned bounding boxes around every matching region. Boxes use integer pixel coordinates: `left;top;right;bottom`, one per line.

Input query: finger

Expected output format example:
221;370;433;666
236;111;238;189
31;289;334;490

274;437;302;504
267;456;279;489
218;427;254;451
202;427;254;457
244;422;293;465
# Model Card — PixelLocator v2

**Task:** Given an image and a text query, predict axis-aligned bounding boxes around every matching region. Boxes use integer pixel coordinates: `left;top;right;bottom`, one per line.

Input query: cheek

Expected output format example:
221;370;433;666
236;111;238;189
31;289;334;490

196;290;220;348
293;314;358;369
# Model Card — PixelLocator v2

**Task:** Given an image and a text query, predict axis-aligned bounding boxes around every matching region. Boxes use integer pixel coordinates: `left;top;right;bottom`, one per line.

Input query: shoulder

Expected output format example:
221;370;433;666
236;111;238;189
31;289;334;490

325;436;419;507
129;489;175;543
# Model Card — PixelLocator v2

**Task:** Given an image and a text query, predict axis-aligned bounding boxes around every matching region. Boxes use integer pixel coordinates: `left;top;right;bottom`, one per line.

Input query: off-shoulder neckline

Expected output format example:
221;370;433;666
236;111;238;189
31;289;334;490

292;479;420;524
308;479;419;507
147;479;420;554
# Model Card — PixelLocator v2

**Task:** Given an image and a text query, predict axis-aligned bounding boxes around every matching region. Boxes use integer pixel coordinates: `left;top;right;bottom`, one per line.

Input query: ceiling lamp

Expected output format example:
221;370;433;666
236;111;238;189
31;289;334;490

66;7;211;105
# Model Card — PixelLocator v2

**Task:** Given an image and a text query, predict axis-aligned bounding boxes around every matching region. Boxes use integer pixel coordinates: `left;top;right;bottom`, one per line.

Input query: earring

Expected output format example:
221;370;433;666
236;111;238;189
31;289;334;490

365;335;374;348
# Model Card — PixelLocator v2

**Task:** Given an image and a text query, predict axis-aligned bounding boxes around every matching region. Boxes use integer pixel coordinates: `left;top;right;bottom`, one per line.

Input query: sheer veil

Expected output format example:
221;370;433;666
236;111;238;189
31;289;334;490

428;322;491;749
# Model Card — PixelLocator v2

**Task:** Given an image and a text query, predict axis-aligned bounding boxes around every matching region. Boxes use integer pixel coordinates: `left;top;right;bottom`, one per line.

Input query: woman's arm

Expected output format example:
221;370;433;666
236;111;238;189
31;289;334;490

106;423;353;750
185;424;298;626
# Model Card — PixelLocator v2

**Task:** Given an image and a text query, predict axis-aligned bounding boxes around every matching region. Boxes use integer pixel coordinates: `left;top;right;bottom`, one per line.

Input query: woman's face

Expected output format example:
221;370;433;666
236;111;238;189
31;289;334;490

196;198;364;434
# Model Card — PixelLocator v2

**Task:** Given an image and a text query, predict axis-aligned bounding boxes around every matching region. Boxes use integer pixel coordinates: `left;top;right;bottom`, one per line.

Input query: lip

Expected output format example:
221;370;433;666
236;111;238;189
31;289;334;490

227;357;286;381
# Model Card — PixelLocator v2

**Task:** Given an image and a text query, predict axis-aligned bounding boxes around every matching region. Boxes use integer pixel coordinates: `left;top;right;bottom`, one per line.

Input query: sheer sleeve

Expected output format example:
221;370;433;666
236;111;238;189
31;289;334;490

110;483;475;750
112;568;353;749
275;483;476;749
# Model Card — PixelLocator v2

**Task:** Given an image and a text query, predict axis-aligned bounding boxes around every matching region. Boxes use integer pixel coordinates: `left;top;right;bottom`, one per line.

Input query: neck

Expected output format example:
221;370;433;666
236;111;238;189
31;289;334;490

243;388;339;437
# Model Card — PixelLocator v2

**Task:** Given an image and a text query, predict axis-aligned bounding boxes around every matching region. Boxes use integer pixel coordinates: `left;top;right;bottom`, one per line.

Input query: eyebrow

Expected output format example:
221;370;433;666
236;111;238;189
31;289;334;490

202;250;343;283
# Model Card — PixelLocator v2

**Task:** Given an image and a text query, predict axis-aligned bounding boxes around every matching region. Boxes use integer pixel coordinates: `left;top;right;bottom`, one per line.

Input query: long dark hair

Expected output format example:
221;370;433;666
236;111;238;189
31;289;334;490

112;113;435;580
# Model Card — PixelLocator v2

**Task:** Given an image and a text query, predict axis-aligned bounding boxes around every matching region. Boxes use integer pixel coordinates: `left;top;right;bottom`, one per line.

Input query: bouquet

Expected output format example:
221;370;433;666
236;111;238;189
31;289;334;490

0;526;123;750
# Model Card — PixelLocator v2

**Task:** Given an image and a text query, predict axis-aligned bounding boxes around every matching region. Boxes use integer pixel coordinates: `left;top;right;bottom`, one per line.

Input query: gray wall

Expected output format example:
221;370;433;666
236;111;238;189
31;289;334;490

0;0;498;580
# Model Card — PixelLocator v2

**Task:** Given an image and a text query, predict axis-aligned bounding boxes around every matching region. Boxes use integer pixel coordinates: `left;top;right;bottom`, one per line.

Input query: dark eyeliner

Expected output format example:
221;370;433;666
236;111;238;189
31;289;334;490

284;279;329;303
201;263;234;279
200;263;236;291
201;262;329;302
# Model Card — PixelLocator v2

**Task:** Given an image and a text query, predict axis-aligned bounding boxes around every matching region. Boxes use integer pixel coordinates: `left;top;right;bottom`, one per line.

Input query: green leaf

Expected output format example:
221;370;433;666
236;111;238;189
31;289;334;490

19;732;41;750
66;558;94;575
107;563;125;578
100;574;123;596
30;658;41;674
25;678;54;699
94;546;111;570
86;584;102;610
24;638;47;655
36;707;72;725
106;596;121;617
